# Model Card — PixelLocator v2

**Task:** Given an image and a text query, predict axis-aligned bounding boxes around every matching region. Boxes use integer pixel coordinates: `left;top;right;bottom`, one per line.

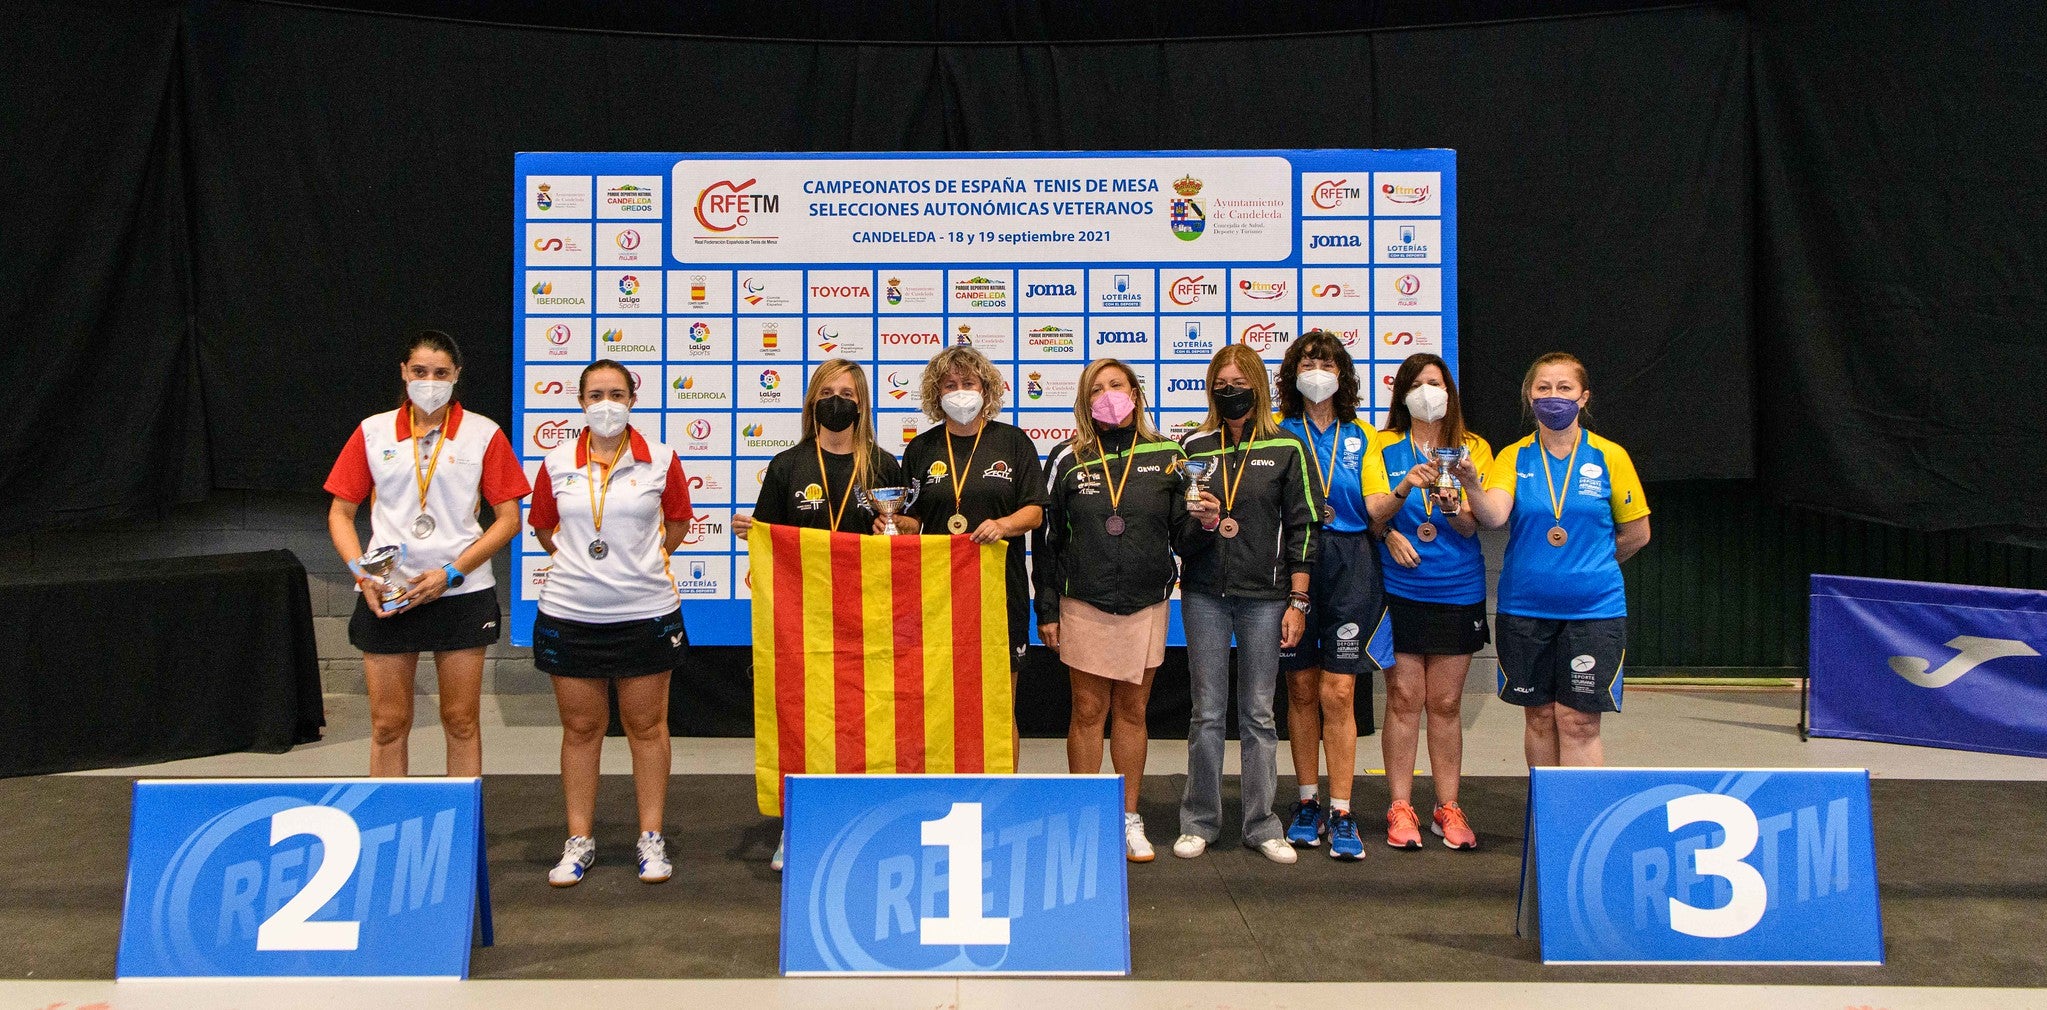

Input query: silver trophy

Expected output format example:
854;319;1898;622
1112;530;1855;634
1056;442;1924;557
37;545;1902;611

1181;458;1211;505
856;483;921;535
1432;445;1465;514
352;543;414;613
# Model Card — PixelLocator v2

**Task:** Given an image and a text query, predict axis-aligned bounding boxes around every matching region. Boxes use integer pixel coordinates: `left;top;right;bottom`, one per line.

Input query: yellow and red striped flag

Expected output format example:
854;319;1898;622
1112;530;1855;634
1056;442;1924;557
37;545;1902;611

749;523;1016;815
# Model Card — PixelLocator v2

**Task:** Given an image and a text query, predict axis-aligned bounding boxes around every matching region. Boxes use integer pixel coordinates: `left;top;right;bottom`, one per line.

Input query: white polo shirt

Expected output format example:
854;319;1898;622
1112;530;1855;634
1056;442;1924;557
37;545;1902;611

324;402;530;596
528;426;694;623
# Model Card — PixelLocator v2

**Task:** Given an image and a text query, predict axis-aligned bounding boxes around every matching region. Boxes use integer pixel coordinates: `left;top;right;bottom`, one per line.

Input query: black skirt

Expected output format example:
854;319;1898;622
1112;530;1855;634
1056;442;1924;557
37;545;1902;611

1386;593;1490;656
349;586;503;655
533;608;689;679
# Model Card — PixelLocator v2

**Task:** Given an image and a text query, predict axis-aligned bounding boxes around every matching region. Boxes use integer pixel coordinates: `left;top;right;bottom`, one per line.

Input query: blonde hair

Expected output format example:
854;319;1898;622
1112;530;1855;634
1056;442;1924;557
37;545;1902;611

1197;344;1281;442
918;345;1005;422
1071;358;1160;456
801;358;879;492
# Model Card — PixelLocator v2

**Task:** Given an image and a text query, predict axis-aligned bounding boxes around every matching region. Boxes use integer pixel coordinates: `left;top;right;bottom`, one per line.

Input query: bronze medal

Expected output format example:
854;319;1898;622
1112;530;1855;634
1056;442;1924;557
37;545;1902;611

947;513;969;535
1547;525;1569;547
1416;521;1438;543
1104;514;1126;536
1320;504;1334;524
1217;516;1240;539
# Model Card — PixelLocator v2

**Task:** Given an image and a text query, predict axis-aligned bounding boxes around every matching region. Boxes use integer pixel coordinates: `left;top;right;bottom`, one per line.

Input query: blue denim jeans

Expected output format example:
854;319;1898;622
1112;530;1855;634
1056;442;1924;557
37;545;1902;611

1178;591;1286;845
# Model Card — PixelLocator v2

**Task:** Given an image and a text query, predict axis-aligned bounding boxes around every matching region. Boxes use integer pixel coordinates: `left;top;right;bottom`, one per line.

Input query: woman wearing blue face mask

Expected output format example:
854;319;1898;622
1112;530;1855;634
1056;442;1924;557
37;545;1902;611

1469;353;1651;768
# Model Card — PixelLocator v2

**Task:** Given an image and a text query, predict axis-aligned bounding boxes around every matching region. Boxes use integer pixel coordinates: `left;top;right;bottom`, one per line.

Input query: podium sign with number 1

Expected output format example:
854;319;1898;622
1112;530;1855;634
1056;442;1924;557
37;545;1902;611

781;774;1129;975
118;778;492;978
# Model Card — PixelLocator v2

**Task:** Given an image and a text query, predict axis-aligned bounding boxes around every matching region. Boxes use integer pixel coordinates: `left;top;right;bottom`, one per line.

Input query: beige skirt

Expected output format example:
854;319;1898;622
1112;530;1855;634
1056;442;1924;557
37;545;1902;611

1057;596;1169;684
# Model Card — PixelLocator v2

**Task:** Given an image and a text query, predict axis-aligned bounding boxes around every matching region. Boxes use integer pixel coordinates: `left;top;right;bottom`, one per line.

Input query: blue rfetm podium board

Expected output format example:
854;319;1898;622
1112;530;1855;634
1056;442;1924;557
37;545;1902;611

117;779;492;979
1518;768;1883;965
781;774;1130;975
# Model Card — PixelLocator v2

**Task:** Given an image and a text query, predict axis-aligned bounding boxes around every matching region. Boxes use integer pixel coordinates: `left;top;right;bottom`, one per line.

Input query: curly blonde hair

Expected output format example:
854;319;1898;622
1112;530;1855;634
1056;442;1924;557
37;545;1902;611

917;345;1006;422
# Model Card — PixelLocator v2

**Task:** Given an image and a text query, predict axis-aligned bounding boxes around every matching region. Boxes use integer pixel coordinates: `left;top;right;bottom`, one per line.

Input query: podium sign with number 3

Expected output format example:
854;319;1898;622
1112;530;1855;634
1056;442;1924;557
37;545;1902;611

117;779;491;978
781;775;1129;975
1519;768;1883;964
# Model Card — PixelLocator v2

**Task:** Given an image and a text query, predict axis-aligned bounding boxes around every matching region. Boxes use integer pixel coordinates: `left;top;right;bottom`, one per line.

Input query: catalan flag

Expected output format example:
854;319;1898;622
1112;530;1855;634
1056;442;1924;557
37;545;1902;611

749;523;1015;815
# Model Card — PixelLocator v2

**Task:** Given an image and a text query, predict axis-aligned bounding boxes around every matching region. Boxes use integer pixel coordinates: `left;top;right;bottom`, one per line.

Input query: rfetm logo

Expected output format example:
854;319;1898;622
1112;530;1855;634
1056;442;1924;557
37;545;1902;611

1239;322;1287;350
534;419;577;450
1168;275;1218;306
695;178;779;231
1312;178;1362;210
1888;636;2039;688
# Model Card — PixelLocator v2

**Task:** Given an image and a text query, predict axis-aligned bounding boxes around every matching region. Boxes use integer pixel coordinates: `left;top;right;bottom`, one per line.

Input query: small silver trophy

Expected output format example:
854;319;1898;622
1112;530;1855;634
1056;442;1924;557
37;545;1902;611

352;543;414;613
857;483;921;536
1181;458;1211;505
1432;445;1465;515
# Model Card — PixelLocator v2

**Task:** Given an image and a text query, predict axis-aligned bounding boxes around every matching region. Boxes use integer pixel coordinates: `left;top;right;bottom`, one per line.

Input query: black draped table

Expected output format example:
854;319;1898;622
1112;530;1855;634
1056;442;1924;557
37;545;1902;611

0;549;324;777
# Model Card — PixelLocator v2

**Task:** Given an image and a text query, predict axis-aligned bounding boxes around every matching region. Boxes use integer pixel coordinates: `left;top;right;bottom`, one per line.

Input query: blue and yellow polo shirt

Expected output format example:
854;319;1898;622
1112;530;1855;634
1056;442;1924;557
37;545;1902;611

1486;430;1650;620
1375;430;1494;605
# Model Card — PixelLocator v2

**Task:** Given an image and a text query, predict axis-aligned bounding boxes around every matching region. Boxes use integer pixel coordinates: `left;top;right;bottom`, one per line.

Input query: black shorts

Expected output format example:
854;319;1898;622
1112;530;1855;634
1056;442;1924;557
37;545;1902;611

1280;529;1385;676
1494;614;1626;713
1387;594;1490;656
349;586;502;655
533;608;688;679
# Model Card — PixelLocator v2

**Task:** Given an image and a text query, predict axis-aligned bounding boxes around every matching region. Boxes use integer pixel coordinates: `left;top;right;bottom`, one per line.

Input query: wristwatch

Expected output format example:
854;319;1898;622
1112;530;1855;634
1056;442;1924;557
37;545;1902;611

1288;595;1311;614
442;563;466;589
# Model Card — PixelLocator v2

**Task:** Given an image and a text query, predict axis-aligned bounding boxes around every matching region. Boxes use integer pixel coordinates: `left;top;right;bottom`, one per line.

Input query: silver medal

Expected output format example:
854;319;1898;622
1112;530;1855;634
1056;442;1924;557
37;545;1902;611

410;513;436;539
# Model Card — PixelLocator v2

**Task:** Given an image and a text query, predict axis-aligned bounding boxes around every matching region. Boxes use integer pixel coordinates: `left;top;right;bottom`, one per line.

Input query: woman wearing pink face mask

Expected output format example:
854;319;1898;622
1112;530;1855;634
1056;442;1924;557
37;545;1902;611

1033;358;1218;863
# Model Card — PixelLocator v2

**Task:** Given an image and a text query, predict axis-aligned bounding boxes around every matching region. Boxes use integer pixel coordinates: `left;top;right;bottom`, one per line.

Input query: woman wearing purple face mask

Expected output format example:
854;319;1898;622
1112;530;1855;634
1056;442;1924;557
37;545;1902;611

1468;353;1651;769
1033;358;1216;863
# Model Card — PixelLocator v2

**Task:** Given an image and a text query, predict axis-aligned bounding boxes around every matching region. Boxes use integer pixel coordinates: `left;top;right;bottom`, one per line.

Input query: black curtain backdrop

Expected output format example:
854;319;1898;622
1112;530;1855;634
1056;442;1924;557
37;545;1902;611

6;0;2045;544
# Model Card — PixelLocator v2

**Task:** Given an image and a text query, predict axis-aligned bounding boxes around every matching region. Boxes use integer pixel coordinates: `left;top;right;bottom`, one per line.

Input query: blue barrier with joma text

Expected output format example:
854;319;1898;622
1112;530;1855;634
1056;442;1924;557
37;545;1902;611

781;774;1129;975
117;778;492;979
1519;768;1882;965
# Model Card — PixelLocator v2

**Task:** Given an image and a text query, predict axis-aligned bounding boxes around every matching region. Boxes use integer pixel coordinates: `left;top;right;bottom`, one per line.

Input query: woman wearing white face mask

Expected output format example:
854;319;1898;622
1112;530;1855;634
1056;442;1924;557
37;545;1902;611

1468;353;1651;769
1366;353;1493;850
527;360;695;887
324;330;530;777
903;346;1046;662
1272;331;1387;860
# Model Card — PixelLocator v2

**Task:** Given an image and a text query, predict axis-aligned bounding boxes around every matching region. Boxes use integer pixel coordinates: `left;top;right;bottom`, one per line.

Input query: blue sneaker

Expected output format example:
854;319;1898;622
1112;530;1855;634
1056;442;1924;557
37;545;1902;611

1285;798;1324;848
1326;811;1366;861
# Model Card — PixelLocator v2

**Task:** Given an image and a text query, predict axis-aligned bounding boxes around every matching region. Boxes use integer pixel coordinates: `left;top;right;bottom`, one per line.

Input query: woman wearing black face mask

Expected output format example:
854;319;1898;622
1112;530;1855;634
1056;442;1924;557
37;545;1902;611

734;358;909;539
1171;344;1317;866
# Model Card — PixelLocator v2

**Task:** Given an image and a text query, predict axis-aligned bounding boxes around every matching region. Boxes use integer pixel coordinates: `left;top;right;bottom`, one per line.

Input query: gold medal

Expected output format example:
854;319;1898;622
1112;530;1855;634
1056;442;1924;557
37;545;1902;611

1547;525;1569;547
1416;521;1438;543
1218;516;1240;538
947;513;969;534
943;422;985;538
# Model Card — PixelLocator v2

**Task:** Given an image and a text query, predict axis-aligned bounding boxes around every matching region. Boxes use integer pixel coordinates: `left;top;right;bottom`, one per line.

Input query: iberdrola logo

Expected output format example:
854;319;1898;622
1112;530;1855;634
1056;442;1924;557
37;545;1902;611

1170;175;1206;242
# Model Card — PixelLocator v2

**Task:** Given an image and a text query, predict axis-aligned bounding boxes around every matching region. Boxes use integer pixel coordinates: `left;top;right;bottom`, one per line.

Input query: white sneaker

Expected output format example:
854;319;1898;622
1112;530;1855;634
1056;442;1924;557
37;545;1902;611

635;831;672;884
547;835;596;887
770;830;786;872
1255;837;1299;865
1172;834;1208;859
1124;812;1155;863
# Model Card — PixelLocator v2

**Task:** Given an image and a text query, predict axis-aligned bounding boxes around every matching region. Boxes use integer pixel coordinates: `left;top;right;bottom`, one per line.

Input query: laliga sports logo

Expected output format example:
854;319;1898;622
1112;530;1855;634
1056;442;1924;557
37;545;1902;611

1888;636;2038;688
617;275;640;295
695;178;779;232
689;321;711;344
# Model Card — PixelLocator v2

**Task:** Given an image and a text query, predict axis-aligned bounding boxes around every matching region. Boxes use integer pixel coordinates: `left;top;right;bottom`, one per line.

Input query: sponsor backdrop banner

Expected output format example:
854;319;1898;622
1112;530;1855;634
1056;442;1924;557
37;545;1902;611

1809;574;2047;757
512;150;1457;645
1520;767;1882;965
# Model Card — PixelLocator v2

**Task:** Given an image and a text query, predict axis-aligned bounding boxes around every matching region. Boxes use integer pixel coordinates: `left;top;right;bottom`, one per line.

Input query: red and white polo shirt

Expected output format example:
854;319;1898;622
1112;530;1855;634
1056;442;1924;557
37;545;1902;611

324;402;530;596
527;425;693;623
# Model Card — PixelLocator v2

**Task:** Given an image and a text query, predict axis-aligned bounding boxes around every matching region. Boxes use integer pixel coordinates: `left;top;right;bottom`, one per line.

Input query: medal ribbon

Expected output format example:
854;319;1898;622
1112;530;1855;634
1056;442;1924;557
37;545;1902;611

815;442;857;530
1218;426;1253;515
586;430;630;537
945;422;986;521
1539;430;1583;528
1407;435;1438;519
1303;418;1338;506
1091;441;1138;518
409;406;450;513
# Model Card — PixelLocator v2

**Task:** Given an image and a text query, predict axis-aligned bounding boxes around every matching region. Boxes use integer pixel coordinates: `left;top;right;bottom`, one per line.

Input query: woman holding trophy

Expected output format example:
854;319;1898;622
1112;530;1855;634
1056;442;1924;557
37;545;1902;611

1034;358;1215;862
1468;352;1651;769
1272;330;1385;860
1367;353;1493;850
1171;345;1318;865
323;330;530;777
527;360;695;887
902;345;1045;660
733;357;909;538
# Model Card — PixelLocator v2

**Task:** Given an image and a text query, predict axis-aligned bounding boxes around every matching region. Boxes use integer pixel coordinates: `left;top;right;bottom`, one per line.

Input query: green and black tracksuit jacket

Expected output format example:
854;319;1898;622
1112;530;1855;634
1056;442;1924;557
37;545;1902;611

1176;426;1318;600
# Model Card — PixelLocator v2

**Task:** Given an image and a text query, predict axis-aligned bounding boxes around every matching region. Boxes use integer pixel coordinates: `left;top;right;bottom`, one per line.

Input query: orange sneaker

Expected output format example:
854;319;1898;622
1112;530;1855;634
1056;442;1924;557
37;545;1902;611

1385;801;1423;850
1432;802;1478;850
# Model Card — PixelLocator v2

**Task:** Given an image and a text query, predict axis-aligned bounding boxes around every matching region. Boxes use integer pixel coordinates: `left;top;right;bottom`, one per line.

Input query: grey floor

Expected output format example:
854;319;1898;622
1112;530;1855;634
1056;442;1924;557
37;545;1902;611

14;682;2047;1009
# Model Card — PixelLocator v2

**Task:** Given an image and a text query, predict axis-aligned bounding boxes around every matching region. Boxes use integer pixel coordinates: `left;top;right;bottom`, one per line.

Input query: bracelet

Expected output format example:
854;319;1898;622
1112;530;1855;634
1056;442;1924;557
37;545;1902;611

1288;590;1310;601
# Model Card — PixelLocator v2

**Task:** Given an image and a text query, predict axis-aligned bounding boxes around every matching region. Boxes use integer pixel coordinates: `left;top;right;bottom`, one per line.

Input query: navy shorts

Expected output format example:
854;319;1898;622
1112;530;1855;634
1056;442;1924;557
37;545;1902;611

1280;529;1385;676
1495;614;1626;713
